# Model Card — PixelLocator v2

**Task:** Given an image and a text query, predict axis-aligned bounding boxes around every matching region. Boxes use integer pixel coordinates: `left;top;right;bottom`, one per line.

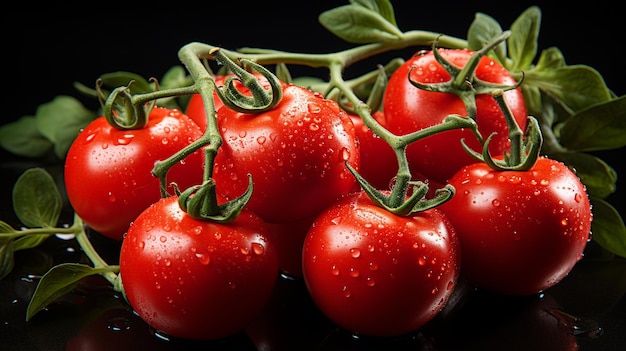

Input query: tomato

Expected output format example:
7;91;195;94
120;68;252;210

265;215;316;278
185;72;270;131
213;84;360;224
64;107;204;240
119;195;279;341
438;156;592;296
383;48;528;184
302;190;461;337
349;111;398;190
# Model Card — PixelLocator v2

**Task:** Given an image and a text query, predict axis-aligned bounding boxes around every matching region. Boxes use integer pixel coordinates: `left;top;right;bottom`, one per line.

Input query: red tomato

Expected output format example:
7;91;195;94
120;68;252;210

185;72;270;131
438;156;592;296
119;195;279;341
213;84;360;223
349;111;398;190
64;107;204;240
302;190;461;337
265;215;316;278
383;48;528;184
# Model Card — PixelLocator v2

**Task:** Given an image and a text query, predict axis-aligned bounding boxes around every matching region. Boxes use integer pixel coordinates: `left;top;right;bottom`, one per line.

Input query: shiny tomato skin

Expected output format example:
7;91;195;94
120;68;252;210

64;107;204;240
439;156;592;296
119;195;279;341
349;111;398;190
383;48;528;184
214;84;360;223
302;191;461;337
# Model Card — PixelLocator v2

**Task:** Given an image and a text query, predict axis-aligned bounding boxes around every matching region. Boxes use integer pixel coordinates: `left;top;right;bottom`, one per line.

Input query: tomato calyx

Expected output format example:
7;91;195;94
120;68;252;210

97;80;155;130
463;90;543;171
175;176;253;223
210;48;283;113
408;31;521;123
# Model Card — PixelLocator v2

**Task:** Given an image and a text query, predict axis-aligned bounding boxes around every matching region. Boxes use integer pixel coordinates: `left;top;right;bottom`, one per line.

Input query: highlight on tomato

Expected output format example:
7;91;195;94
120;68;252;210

64;106;204;240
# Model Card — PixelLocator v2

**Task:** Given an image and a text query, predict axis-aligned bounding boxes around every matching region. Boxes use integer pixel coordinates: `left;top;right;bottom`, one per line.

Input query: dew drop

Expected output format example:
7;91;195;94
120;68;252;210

331;265;340;276
350;248;361;258
309;123;319;131
257;136;267;144
366;277;376;287
251;242;265;255
574;193;583;203
492;199;501;207
349;267;360;278
161;138;169;145
160;236;167;243
342;286;351;298
308;103;322;114
85;133;96;142
196;253;211;265
107;192;116;202
418;256;426;266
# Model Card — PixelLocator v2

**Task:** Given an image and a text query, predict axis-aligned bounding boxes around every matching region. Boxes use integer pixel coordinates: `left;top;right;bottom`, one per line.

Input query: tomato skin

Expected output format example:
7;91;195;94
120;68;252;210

214;84;360;223
64;107;204;240
302;191;461;337
439;156;592;296
119;195;279;341
383;48;528;183
349;111;398;190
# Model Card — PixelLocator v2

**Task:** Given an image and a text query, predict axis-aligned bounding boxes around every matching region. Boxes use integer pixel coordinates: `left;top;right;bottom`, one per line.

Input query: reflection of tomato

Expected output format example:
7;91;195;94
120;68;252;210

213;84;360;223
426;291;580;350
119;195;279;340
349;111;398;190
439;157;592;296
383;48;527;183
302;190;461;337
64;107;204;240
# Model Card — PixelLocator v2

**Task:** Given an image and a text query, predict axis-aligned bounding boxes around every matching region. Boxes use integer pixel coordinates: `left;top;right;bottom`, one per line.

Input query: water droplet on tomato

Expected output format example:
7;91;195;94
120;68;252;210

257;136;266;144
574;193;584;203
366;277;376;287
309;123;319;131
85;133;96;142
540;179;550;186
196;253;211;265
350;248;361;258
163;126;171;133
308;103;321;114
251;242;265;255
492;199;500;207
349;267;360;278
107;192;116;202
418;256;427;266
331;265;340;276
342;286;351;298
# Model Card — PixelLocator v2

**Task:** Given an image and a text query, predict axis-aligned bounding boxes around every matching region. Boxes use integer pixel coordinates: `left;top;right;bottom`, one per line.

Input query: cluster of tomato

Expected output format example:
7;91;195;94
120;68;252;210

62;47;592;340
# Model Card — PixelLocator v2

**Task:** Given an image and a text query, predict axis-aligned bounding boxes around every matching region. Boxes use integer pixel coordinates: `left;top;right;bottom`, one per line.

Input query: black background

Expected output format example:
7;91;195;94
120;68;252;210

3;2;625;205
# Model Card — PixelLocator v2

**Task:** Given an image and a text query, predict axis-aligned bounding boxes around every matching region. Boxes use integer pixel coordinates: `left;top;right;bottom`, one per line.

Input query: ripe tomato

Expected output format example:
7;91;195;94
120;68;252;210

302;190;461;337
383;48;528;183
349;111;398;190
64;107;204;240
185;72;270;131
119;195;279;341
213;84;360;224
438;156;592;296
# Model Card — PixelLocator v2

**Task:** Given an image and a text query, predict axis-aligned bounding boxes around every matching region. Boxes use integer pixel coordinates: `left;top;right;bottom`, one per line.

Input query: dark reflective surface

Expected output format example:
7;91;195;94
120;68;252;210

1;154;625;351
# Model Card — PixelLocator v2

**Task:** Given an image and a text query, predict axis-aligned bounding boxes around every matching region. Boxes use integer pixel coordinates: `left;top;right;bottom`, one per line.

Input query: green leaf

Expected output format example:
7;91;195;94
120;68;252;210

533;47;566;71
525;64;612;113
13;234;51;252
589;198;626;258
0;116;53;158
556;95;626;152
12;168;62;228
467;13;507;64
34;96;97;159
507;6;540;72
0;236;15;280
550;151;617;199
350;0;397;27
319;4;403;44
26;263;113;321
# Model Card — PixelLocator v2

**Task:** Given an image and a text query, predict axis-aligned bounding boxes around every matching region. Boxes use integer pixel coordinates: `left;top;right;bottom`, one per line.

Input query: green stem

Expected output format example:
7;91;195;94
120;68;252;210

72;214;119;285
